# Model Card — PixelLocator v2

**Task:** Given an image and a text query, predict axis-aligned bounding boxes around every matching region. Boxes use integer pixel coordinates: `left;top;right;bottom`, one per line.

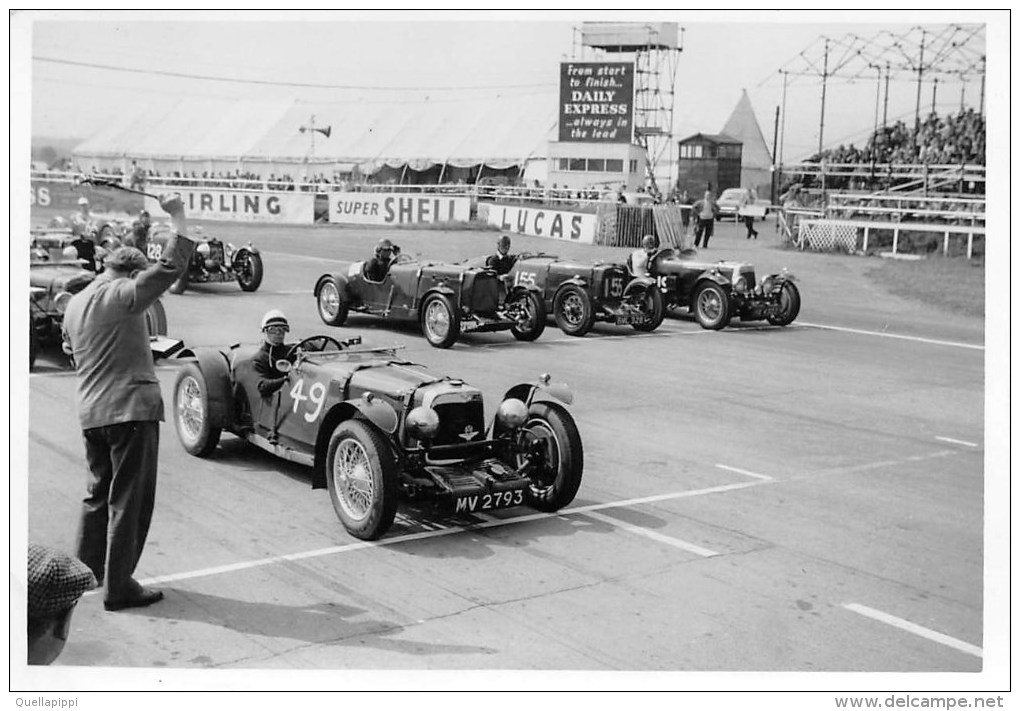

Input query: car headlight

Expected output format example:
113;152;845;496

197;242;211;256
733;276;748;294
496;398;528;429
53;292;72;314
761;276;775;294
406;406;440;440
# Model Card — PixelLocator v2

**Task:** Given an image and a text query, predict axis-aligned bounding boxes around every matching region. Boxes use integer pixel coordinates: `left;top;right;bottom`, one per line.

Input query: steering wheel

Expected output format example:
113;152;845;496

288;335;344;358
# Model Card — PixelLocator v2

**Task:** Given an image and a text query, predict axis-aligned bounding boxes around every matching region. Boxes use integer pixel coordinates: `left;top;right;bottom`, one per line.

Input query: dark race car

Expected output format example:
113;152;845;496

635;248;800;330
146;225;264;294
479;252;665;337
171;335;583;540
29;256;172;369
314;256;545;348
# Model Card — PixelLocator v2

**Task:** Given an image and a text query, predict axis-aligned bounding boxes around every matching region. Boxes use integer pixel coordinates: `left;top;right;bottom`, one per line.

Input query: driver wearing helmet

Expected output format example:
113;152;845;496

364;238;400;282
485;235;517;276
629;234;659;278
252;310;297;398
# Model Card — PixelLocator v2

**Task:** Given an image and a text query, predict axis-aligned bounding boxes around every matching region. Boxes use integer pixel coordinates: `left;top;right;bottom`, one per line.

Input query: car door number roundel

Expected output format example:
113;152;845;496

289;378;327;422
147;243;163;260
514;271;537;288
605;277;623;298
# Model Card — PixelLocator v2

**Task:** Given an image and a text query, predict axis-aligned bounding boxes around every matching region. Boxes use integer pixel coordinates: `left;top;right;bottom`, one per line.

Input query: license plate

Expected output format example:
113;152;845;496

454;489;525;514
614;313;642;325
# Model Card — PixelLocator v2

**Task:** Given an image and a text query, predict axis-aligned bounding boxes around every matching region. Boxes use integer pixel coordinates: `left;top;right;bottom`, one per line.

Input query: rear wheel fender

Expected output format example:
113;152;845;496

188;349;233;429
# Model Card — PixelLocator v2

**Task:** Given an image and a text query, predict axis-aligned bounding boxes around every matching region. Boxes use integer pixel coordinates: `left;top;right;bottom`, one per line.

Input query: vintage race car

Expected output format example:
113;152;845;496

636;248;800;330
29;256;171;369
146;225;264;294
314;256;545;348
171;335;583;540
464;252;664;337
46;213;131;248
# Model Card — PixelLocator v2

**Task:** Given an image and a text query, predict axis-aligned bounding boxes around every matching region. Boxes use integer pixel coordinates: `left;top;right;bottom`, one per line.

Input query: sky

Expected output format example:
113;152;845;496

13;9;1002;167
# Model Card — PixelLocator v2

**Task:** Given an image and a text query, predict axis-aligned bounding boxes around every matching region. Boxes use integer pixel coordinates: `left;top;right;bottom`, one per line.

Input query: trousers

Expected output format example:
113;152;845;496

694;217;715;247
75;421;160;600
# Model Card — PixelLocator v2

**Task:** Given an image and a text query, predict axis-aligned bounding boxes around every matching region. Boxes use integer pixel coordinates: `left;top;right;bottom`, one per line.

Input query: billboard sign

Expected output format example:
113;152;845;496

143;190;314;224
558;62;635;143
330;193;470;225
484;204;596;244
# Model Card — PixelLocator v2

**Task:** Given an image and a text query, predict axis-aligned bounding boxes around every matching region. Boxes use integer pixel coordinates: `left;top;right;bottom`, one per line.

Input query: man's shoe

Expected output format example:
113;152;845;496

104;588;164;611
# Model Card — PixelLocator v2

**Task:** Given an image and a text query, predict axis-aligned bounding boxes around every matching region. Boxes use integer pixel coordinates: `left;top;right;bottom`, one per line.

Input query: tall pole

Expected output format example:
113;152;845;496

771;104;780;204
778;70;789;168
979;56;986;116
883;61;891;129
960;77;966;112
818;38;830;156
931;77;938;114
914;30;926;133
871;65;881;152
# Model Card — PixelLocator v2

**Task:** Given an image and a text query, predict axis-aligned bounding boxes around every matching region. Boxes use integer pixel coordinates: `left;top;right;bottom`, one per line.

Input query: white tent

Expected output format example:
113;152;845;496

720;90;774;197
73;94;558;180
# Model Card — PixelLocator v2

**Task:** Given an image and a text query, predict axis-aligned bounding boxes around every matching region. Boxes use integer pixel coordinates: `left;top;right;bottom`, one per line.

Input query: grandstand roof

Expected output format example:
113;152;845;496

73;95;559;170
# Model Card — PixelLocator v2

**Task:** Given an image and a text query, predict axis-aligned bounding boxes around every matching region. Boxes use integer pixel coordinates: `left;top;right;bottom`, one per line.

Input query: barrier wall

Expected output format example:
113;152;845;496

481;203;597;244
329;193;471;225
143;189;314;224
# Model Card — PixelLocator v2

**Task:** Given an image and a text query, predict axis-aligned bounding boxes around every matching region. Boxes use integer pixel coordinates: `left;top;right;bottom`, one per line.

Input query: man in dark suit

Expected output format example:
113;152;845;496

486;235;517;275
61;194;195;612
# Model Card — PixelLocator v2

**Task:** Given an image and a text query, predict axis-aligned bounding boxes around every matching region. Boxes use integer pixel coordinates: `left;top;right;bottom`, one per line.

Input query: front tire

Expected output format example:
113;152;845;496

144;299;168;336
420;293;460;348
628;283;665;332
509;290;546;341
235;250;263;292
326;420;399;540
553;284;595;337
519;403;584;512
172;363;223;457
766;281;801;326
692;282;730;330
317;277;349;327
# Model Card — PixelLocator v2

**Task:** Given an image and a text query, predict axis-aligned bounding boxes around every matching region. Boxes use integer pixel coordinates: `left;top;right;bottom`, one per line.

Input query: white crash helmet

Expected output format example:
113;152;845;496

261;309;289;332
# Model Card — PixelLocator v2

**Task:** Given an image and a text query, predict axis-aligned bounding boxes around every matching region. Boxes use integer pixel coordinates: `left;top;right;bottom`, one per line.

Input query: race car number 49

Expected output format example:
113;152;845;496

455;489;525;513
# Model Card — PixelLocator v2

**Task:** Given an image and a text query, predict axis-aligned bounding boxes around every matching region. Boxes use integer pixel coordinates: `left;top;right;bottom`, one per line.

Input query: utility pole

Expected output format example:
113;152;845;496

914;29;926;133
778;70;789;169
818;37;830;155
931;77;938;114
883;61;891;129
771;104;780;205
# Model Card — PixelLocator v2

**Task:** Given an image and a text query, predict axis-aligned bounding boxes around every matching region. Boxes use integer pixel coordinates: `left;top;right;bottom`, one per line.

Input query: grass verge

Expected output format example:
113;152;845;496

864;255;984;318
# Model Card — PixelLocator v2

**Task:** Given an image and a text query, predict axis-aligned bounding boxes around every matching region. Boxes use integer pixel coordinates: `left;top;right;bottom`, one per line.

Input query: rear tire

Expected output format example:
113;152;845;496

553;284;595;337
236;250;263;292
509;290;546;341
317;277;349;327
628;283;665;332
420;293;460;348
692;282;730;330
766;281;801;326
519;403;584;512
326;420;399;540
172;363;223;457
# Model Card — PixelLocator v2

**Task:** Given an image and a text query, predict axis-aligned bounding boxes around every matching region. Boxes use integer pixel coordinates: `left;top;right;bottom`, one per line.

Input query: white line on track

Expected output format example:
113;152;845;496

263;250;348;265
935;436;979;448
583;510;720;557
83;479;767;594
843;603;982;658
797;321;983;351
715;463;774;481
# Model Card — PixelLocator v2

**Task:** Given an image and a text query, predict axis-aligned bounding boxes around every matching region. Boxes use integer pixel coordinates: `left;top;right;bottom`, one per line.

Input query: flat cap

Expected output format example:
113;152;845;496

27;544;97;619
104;246;150;273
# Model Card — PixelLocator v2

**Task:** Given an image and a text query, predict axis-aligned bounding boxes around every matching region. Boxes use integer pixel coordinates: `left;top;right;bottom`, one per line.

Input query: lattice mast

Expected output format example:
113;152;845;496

574;22;684;194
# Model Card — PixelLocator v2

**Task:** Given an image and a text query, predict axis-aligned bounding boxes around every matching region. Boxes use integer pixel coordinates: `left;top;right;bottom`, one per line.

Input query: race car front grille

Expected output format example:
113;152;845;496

207;241;225;266
467;274;499;314
432;401;486;448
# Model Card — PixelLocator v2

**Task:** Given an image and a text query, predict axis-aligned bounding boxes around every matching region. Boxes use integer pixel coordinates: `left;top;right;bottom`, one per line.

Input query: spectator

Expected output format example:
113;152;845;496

692;190;719;248
26;544;97;665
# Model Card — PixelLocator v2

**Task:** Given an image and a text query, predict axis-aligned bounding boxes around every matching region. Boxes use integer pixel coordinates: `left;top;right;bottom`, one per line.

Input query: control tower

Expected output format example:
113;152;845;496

574;22;683;192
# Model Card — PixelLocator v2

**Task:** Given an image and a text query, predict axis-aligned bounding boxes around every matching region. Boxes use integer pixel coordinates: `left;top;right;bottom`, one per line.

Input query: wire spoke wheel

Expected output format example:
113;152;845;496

176;375;205;445
333;439;375;522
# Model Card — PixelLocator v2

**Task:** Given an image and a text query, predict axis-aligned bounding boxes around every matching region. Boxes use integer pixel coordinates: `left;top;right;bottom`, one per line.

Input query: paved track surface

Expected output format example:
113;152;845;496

24;218;988;677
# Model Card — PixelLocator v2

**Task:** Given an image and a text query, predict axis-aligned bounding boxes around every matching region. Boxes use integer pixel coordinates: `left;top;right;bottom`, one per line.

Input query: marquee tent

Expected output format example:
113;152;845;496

719;89;774;197
72;94;559;181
